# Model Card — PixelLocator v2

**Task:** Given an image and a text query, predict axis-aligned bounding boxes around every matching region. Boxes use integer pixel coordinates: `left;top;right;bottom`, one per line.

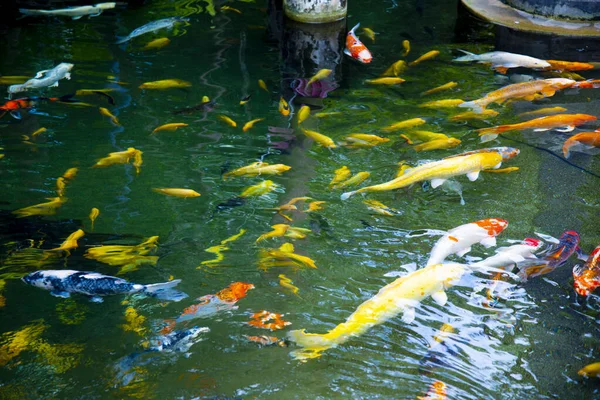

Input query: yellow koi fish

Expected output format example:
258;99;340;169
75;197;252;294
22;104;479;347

265;197;312;222
218;115;237;127
31;127;47;137
221;5;241;13
307;69;332;87
401;130;448;143
381;60;407;77
297;105;310;124
278;97;290;116
258;79;268;92
341;147;519;199
243;118;265;132
306;201;326;212
84;236;159;274
152;123;188;133
402;40;410;56
152;188;201;198
279;274;300;295
329;166;351;187
361;27;376;42
518;106;568;118
259;243;318;270
414;138;461;152
257;224;290;242
343;134;390;148
450;109;499;121
366;77;405;85
56;177;67;198
89;207;100;230
409;50;440;66
332;172;370;190
93;147;143;174
363;200;399;216
315;111;343;118
288;262;467;359
396;161;412;178
62;168;78;180
239;180;277;198
419;99;464;108
421;82;458;96
240;95;251;105
222;161;291;179
579;362;600;378
99;107;120;125
200;229;246;267
382;117;426;132
139;79;192;90
301;128;337;148
48;229;85;254
142;37;170;50
13;197;67;218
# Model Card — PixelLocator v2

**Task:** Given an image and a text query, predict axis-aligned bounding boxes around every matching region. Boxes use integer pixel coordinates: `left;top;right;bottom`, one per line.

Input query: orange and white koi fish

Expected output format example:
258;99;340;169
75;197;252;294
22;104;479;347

341;147;519;200
459;78;577;113
288;263;467;359
222;161;291;179
409;50;440;66
345;23;372;64
427;218;508;265
563;131;600;158
453;50;550;74
477;113;597;143
248;310;291;331
153;188;201;198
573;244;600;297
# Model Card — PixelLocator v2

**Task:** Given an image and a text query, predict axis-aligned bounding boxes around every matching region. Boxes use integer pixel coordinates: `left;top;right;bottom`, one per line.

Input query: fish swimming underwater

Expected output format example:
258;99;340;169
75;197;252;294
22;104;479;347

563;132;600;158
573;244;600;297
426;218;509;266
22;270;188;302
518;230;581;280
453;50;550;74
345;23;372;63
20;3;116;19
341;147;519;200
0;94;77;119
116;17;189;44
287;263;467;359
469;238;542;271
8;63;74;94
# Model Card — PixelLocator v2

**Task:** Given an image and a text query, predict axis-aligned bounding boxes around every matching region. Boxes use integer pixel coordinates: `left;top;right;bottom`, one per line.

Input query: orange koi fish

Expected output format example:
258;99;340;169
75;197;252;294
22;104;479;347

544;60;595;72
345;23;372;64
573;244;600;297
563;131;600;158
245;335;287;347
477;113;597;143
248;310;291;331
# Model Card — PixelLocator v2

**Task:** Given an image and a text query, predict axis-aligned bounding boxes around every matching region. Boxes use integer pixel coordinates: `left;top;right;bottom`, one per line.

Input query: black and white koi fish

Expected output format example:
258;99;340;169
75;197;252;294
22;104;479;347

22;270;188;302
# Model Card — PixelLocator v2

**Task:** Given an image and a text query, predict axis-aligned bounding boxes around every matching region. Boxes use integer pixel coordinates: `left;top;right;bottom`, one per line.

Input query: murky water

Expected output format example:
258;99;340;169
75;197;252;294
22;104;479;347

1;0;600;399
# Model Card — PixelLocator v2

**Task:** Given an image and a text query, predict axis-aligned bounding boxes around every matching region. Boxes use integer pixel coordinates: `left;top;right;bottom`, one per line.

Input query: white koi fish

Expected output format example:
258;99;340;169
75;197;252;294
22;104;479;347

470;237;542;271
19;3;116;19
8;63;74;94
453;50;550;74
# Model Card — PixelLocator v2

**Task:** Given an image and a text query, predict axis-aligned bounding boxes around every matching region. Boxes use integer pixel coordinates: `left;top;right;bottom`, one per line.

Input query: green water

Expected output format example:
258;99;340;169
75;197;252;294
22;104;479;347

1;0;600;398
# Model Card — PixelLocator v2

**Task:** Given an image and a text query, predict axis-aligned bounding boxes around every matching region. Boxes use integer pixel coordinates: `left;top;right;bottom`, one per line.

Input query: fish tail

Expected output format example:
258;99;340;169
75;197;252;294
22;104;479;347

340;190;357;200
453;49;477;62
115;36;130;45
477;126;508;143
287;329;335;350
458;100;485;113
562;140;573;158
350;23;360;34
143;279;188;302
19;9;41;16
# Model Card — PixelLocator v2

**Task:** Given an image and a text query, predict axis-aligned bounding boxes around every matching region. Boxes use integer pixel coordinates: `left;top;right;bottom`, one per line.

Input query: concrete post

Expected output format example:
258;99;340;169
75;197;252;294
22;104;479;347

283;0;347;24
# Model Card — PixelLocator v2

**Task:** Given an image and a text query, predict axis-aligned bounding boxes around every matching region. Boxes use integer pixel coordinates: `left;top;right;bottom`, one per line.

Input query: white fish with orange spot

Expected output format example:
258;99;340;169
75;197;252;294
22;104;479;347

345;23;372;64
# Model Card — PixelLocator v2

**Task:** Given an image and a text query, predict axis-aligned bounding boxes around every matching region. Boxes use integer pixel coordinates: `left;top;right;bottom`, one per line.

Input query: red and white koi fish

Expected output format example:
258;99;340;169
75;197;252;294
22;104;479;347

426;218;509;266
573;244;600;297
345;23;372;64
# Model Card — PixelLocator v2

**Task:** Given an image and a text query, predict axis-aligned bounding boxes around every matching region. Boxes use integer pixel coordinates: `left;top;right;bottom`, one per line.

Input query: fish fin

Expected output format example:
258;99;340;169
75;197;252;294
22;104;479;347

50;81;59;87
431;290;448;306
35;69;49;78
535;232;560;244
430;178;447;189
144;279;188;302
480;237;497;248
494;66;509;75
401;307;416;324
555;126;575;133
10;111;22;120
532;128;549;132
573;264;585;277
343;48;352;57
287;329;332;350
493;163;502;169
466;171;480;181
89;295;104;303
72;15;83;20
457;100;484;113
453;49;476;62
456;246;472;257
576;247;588;261
340;191;356;200
50;290;70;298
480;133;498;143
350;23;360;34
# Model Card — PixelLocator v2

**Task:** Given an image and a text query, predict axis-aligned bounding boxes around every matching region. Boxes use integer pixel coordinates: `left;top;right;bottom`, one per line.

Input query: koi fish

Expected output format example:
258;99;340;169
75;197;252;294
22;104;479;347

518;230;581;280
48;229;85;254
139;79;191;90
307;69;332;87
345;23;372;63
116;17;189;44
278;97;290;116
63;167;78;180
89;207;100;230
222;162;291;179
417;381;447;400
20;2;115;19
381;60;407;77
99;107;119;125
343;134;390;148
341;148;519;200
22;270;187;302
544;60;595;72
450;109;498;121
142;37;170;50
363;200;400;216
93;147;143;174
470;238;542;271
221;5;241;14
332;171;370;190
427;219;508;265
573;244;600;297
419;99;464;108
248;310;291;331
256;224;289;242
288;263;467;359
414;138;461;152
329;166;351;187
13;197;66;218
382;117;426;132
279;274;300;295
478;113;597;143
153;188;201;198
243;118;265;132
216;115;237;127
361;27;376;42
258;243;318;270
409;50;440;66
152;123;188;133
301;128;336;148
8;63;74;94
366;77;405;85
245;335;287;347
459;78;577;113
518;106;567;118
453;50;550;74
400;130;450;143
421;82;457;96
56;177;67;197
579;362;600;378
402;40;410;56
240;95;251;105
239;180;277;197
84;236;159;274
563;132;600;158
306;201;326;212
297;105;310;124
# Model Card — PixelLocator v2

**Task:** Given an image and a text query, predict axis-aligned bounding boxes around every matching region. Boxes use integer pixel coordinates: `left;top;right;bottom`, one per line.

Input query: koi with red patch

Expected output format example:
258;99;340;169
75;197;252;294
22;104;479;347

345;23;372;64
0;94;78;119
573;245;600;296
518;230;580;280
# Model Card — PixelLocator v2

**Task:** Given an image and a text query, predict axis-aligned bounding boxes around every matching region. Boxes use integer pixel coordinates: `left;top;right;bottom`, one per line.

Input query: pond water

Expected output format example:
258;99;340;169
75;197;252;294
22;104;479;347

1;0;600;398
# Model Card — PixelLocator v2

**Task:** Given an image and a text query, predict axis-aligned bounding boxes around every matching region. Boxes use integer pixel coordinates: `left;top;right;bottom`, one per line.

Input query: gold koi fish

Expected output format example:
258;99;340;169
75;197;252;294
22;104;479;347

278;97;290;116
223;161;291;179
31;127;47;137
402;40;410;56
450;109;498;121
142;37;170;50
84;236;159;274
363;200;399;216
343;134;390;148
153;188;201;198
259;243;318;270
366;77;405;85
361;27;376;42
93;147;143;174
414;138;461;152
297;105;310;125
279;274;300;295
218;115;237;127
332;172;370;190
48;229;85;254
301;128;336;148
239;180;277;198
256;224;289;242
518;106;567;118
409;50;440;66
89;208;100;230
307;69;332;87
306;201;326;212
56;177;67;198
258;79;268;92
13;197;66;218
421;81;457;96
329;166;351;187
99;107;120;126
62;167;78;180
381;60;407;77
419;99;464;108
382;117;426;132
139;79;192;90
243;118;265;132
152;123;188;133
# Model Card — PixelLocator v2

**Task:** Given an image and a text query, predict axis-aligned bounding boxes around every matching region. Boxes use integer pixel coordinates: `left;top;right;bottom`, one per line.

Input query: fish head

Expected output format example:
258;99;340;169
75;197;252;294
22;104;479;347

573;265;600;297
559;230;580;245
58;63;75;72
217;282;255;302
22;270;57;290
475;218;508;236
98;3;117;9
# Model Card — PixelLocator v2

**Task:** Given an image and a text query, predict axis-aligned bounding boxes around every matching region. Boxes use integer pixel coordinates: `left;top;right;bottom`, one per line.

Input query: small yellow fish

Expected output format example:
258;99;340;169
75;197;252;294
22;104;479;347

344;134;390;148
483;167;519;173
409;50;440;66
297;105;310;125
152;188;201;198
132;150;143;175
240;95;251;105
421;82;458;96
152;123;188;133
99;107;120;126
285;227;312;239
139;79;192;90
62;168;78;180
257;224;289;242
258;79;268;92
278;97;290;117
56;177;67;197
142;37;170;50
396;161;412;178
579;362;600;378
315;111;342;118
331;172;370;189
366;77;405;85
363;200;399;216
89;207;100;230
518;106;568;118
223;161;291;179
381;60;407;77
0;76;30;84
279;274;300;295
48;229;85;254
217;115;237;127
306;201;326;212
419;99;464;108
329;166;351;187
200;229;246;267
31;127;47;137
243;118;265;132
13;197;66;218
307;69;332;87
301;128;337;148
402;40;410;56
202;95;210;103
93;147;141;170
239;180;277;198
413;138;461;152
382;117;426;132
401;130;448;142
450;109;499;121
361;27;376;42
221;5;242;13
258;243;318;270
84;236;159;274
